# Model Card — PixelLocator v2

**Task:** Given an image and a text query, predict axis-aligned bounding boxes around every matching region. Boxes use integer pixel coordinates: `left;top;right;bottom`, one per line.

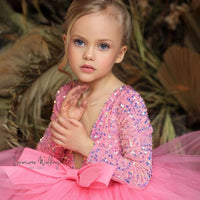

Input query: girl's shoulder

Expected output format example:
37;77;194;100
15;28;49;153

118;85;145;105
116;85;150;117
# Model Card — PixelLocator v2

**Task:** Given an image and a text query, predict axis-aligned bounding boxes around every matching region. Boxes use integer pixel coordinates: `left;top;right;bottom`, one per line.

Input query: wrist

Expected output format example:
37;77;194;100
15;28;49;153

81;138;94;157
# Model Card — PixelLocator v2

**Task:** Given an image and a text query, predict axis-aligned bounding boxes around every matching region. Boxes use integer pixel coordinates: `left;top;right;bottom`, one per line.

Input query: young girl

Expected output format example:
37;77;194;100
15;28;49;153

0;0;200;199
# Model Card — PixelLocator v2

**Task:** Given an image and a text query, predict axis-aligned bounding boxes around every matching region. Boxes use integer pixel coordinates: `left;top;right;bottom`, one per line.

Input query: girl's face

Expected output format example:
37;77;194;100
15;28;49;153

64;11;127;84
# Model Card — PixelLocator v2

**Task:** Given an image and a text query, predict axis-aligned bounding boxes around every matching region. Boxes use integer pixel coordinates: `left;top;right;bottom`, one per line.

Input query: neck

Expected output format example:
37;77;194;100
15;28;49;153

79;73;124;105
81;73;115;98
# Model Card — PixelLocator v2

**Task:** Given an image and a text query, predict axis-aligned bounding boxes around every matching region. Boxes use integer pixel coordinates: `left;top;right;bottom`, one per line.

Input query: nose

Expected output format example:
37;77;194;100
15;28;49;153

83;47;95;61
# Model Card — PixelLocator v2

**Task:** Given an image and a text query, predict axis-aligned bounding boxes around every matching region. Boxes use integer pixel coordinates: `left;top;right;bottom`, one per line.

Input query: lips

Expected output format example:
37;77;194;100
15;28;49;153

81;64;95;73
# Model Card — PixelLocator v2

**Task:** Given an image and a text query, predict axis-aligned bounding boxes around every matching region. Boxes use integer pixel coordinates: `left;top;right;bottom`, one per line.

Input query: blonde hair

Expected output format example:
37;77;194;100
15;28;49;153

58;0;131;73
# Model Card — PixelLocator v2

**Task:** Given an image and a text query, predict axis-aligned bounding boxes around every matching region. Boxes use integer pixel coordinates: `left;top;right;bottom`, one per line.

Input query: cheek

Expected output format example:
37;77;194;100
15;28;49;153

68;47;77;65
98;53;117;67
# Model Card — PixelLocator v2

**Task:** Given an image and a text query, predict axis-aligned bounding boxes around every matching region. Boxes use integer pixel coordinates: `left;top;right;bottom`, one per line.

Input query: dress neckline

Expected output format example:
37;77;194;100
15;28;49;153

89;84;127;137
70;82;129;168
72;81;128;135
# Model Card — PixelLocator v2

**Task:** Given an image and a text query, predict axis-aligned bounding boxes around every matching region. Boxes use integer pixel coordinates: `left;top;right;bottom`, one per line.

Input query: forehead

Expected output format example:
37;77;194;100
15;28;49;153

70;11;123;41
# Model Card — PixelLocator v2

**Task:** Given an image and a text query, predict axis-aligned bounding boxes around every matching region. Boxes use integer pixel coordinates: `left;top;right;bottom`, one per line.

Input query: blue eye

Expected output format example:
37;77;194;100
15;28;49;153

74;39;84;47
99;43;109;50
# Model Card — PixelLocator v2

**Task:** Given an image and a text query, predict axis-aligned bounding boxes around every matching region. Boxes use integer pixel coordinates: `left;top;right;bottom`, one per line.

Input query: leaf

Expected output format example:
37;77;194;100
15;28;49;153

129;0;146;61
160;108;176;144
151;107;166;148
157;46;200;122
15;65;75;143
0;1;30;32
0;27;63;95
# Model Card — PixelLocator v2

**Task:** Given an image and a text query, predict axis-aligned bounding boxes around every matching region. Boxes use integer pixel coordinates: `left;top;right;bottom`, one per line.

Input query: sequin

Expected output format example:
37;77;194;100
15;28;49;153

36;81;153;189
120;104;124;108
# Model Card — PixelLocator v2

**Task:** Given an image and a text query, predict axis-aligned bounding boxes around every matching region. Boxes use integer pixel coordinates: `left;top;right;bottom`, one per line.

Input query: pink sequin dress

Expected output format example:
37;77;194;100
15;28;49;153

0;81;200;200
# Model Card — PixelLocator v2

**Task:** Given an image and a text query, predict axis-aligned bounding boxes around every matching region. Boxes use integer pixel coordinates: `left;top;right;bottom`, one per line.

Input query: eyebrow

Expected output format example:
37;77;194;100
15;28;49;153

71;34;113;43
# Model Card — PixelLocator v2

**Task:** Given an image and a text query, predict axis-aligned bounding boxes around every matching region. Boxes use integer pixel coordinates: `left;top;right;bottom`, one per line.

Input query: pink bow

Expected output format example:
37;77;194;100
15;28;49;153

3;148;116;189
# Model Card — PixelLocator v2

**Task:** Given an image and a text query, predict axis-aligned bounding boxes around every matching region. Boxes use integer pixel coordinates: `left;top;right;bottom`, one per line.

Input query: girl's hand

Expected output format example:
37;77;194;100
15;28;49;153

59;85;88;121
51;117;94;156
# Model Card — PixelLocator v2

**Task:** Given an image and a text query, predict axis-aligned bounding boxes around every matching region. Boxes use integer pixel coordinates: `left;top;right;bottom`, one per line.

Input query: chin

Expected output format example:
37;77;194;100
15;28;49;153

77;76;95;83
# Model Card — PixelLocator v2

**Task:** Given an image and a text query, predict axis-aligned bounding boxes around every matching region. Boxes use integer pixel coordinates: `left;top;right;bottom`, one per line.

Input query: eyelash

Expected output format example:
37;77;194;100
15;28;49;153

73;39;110;50
98;43;110;50
74;39;85;47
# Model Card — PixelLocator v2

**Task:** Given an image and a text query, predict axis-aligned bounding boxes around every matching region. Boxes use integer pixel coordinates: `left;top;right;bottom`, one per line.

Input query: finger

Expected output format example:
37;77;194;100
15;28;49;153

72;85;88;100
66;118;81;127
51;128;65;145
79;84;89;91
61;89;81;108
51;132;66;147
74;87;89;107
61;95;73;108
79;85;89;94
69;84;87;97
73;85;89;99
68;85;81;96
61;86;81;105
51;120;69;136
57;116;73;129
52;137;63;147
61;85;88;109
66;85;88;99
63;86;85;105
51;129;65;143
71;91;82;103
80;100;87;110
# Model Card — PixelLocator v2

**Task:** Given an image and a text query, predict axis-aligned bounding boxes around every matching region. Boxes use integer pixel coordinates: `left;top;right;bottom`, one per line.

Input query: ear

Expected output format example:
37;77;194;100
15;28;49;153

115;46;127;63
62;34;67;44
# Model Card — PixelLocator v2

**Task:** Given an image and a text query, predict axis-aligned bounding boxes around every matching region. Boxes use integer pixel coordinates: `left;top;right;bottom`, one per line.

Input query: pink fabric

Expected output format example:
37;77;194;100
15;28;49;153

0;82;200;199
37;82;153;188
0;131;200;199
3;148;115;189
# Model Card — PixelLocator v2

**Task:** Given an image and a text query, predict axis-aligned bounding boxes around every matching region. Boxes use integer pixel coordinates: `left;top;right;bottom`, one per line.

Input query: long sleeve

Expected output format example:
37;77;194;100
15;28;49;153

36;83;72;161
86;87;153;189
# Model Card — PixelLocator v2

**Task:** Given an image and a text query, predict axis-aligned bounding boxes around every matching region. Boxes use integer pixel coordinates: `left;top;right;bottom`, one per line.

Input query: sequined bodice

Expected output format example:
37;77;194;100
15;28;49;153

37;82;153;189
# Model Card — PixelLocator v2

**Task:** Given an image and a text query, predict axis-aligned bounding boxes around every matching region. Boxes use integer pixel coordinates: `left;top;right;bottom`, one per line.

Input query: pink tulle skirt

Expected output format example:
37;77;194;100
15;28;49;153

0;131;200;200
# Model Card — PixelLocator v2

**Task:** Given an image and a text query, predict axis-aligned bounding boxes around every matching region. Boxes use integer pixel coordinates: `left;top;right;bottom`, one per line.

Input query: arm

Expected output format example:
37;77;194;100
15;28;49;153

86;90;153;189
37;82;89;160
36;84;71;161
